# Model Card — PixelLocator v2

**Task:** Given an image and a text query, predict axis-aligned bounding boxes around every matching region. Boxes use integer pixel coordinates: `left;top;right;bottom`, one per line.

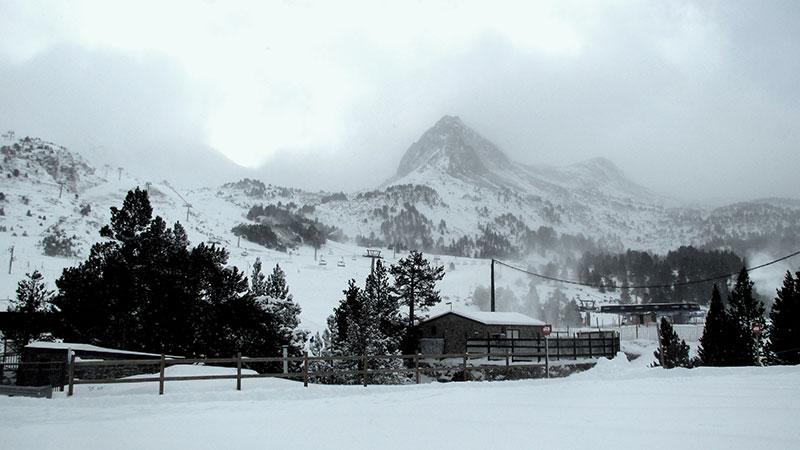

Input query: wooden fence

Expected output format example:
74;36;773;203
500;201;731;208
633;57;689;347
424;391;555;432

65;346;612;396
466;334;620;362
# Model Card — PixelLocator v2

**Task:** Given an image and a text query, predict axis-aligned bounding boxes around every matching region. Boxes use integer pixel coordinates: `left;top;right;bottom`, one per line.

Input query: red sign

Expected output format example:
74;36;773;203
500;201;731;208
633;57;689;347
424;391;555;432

542;324;552;336
752;324;762;335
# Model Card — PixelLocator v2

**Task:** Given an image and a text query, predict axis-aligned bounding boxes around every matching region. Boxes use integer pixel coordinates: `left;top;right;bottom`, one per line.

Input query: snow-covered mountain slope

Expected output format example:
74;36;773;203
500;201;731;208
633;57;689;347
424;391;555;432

2;119;799;331
311;115;800;255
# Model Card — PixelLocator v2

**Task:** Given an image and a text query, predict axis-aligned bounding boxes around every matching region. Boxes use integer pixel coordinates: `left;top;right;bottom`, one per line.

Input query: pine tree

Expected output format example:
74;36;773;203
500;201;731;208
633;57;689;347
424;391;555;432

727;267;765;366
54;188;295;358
524;281;542;319
6;270;55;351
390;250;445;343
257;263;302;359
654;317;691;368
698;285;732;366
250;257;267;297
363;261;403;353
767;270;800;365
562;300;583;327
265;263;290;301
619;283;632;304
99;187;152;241
323;267;406;384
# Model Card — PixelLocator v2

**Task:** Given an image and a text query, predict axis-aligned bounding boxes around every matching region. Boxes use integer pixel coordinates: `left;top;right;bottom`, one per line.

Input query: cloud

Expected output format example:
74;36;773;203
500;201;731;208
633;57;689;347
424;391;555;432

0;1;798;198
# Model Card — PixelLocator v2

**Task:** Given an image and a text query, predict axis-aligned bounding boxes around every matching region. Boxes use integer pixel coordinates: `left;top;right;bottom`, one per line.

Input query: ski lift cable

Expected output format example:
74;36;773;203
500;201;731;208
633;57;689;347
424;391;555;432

493;249;800;290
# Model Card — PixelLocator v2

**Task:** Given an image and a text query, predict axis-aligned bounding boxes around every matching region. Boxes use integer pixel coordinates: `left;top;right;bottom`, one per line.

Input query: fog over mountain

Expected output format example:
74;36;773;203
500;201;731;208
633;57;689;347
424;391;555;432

1;1;799;200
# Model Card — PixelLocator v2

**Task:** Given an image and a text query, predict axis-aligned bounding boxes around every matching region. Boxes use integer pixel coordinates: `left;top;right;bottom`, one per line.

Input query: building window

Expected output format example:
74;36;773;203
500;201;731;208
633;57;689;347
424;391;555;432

507;329;520;339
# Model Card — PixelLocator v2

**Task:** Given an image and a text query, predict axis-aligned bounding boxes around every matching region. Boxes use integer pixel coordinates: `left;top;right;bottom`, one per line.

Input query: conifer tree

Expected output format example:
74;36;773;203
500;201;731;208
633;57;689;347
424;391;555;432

727;267;765;366
524;281;543;319
698;285;731;366
767;270;800;365
6;270;55;351
363;261;403;352
328;280;362;349
390;250;445;346
257;263;302;358
250;257;267;297
323;266;406;384
54;188;297;359
265;263;290;301
654;317;691;368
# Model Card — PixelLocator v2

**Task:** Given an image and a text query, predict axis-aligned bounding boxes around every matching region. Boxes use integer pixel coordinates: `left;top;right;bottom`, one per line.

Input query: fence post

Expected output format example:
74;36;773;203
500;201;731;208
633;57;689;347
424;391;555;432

67;356;76;397
555;337;560;361
588;334;593;358
505;353;509;377
415;354;420;384
236;352;242;391
573;338;577;361
545;336;550;379
282;345;288;374
462;354;468;381
159;354;166;395
362;355;369;387
303;351;309;387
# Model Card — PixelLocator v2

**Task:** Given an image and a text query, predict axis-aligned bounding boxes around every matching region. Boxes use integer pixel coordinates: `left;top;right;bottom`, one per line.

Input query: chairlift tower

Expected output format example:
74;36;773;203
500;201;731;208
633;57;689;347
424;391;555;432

363;249;383;273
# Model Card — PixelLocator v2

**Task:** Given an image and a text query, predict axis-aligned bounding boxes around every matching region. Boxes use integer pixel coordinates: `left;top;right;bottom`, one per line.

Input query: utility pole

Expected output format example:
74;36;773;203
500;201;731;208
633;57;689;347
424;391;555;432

490;259;496;312
58;182;64;199
118;167;123;180
8;245;15;274
185;204;192;222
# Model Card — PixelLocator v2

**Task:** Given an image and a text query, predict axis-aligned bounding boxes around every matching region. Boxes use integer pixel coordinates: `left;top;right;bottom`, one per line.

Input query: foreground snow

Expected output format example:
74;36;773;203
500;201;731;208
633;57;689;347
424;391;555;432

2;354;798;450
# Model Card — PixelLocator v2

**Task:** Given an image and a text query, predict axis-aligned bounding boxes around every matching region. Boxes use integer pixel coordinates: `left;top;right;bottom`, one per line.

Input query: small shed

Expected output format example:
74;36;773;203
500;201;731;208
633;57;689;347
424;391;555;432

18;342;182;387
419;310;545;355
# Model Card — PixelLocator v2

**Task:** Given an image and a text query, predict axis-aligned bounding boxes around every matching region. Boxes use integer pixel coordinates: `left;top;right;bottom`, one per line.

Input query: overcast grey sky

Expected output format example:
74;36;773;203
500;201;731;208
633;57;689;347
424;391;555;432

1;0;798;200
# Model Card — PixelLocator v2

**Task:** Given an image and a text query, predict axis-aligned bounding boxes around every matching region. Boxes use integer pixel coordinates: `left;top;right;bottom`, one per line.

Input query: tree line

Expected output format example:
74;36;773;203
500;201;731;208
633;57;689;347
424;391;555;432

6;188;446;377
656;267;800;368
577;246;744;305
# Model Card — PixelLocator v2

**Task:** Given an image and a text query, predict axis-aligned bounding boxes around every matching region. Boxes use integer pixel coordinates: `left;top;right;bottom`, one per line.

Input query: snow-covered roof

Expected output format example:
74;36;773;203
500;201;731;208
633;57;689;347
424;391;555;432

25;341;182;358
424;310;545;326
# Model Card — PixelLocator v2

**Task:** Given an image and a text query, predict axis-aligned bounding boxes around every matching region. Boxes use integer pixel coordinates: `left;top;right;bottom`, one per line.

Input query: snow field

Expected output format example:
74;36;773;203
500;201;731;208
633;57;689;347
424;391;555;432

2;352;799;450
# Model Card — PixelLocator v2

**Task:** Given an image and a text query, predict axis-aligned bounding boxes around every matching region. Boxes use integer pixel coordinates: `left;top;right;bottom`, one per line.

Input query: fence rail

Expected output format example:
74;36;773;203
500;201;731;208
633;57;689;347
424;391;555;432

64;347;612;396
466;334;620;362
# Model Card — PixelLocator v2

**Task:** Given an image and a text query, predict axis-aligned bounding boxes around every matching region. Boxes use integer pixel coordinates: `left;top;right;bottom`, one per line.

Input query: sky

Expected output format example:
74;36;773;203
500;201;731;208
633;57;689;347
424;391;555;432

1;0;799;201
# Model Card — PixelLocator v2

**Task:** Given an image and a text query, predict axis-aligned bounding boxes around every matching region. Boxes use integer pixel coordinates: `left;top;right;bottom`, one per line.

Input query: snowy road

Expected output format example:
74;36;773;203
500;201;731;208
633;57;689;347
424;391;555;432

2;355;799;450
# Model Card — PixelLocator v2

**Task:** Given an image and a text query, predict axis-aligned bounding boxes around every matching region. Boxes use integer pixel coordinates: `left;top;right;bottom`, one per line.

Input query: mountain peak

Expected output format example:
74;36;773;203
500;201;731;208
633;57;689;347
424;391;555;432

433;114;465;128
395;115;512;182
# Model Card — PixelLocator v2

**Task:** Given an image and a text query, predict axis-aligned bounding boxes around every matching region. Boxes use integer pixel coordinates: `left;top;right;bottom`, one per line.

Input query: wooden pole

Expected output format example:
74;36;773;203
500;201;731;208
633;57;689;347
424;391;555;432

415;354;420;384
490;259;496;312
588;334;593;358
303;351;309;387
236;352;242;391
462;354;468;381
159;354;166;395
67;357;75;397
656;320;666;368
362;355;369;387
573;338;577;361
555;336;560;361
8;245;14;275
545;336;550;379
282;346;288;374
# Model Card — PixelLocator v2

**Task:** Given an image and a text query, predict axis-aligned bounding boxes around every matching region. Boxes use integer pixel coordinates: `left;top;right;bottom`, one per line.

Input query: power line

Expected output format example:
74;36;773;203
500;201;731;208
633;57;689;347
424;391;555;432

493;249;800;290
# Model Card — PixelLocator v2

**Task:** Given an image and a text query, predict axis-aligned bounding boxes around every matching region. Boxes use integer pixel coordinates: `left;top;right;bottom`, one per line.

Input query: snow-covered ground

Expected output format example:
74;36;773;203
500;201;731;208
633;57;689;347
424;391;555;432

2;348;798;450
